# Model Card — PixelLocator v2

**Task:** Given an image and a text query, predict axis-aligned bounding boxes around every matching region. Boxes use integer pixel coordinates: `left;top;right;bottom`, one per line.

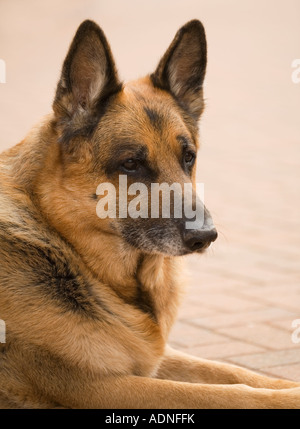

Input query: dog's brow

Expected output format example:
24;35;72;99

110;142;148;160
104;142;149;176
176;135;195;150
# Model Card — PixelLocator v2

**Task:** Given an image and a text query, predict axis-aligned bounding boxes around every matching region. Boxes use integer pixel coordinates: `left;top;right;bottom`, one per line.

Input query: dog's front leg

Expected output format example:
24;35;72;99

155;346;300;389
60;375;300;409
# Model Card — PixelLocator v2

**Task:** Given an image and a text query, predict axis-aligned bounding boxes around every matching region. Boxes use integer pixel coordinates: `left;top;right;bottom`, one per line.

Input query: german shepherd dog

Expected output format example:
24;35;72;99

0;20;299;409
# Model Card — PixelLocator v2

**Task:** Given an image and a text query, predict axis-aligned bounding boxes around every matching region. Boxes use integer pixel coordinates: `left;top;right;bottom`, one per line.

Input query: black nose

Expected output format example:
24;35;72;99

183;228;218;252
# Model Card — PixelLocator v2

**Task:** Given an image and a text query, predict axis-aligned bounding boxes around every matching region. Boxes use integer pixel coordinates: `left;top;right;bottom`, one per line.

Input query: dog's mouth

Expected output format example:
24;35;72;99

177;239;216;256
184;242;212;254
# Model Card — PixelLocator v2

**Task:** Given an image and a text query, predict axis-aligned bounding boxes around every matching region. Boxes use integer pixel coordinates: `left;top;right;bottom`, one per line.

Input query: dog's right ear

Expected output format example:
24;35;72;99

53;20;121;143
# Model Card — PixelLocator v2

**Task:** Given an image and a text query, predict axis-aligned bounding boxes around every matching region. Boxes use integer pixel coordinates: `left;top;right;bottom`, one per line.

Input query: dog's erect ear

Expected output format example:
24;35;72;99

53;20;121;141
151;20;207;120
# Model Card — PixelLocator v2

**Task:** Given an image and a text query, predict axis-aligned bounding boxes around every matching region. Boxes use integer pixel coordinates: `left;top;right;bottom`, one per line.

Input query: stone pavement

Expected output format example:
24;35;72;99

169;251;300;381
0;1;300;381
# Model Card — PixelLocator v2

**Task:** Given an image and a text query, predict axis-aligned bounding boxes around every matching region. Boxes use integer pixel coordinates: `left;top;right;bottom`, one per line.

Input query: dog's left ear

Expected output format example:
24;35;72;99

151;20;207;120
53;20;121;142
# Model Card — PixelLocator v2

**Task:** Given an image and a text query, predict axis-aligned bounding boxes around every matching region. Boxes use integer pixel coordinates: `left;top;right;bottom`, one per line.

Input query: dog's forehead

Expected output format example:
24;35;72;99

122;78;181;122
105;78;196;147
94;77;199;165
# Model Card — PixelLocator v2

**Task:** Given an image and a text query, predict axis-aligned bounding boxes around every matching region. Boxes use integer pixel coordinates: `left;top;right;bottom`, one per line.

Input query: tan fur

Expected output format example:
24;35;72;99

0;20;299;409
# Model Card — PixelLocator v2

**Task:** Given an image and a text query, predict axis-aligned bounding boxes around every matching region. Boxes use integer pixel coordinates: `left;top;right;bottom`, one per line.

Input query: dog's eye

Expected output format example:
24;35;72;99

184;151;196;166
121;159;139;172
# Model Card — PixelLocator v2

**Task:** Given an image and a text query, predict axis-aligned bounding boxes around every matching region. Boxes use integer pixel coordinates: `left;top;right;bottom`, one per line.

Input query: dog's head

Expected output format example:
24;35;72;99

51;20;217;256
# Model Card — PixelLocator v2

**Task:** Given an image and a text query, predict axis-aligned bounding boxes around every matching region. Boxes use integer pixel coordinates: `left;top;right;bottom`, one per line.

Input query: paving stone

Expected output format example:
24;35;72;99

227;349;300;369
168;321;226;348
177;303;216;321
187;293;265;313
270;318;300;332
189;308;296;330
238;285;300;312
262;364;300;382
183;341;264;360
217;324;300;350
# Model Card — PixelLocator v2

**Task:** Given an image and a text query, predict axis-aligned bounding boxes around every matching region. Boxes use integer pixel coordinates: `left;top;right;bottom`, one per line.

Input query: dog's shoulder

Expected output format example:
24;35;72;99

0;144;97;315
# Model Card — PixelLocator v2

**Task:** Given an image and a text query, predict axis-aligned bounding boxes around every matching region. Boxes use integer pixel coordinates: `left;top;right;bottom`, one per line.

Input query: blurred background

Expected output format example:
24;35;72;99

0;0;300;380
